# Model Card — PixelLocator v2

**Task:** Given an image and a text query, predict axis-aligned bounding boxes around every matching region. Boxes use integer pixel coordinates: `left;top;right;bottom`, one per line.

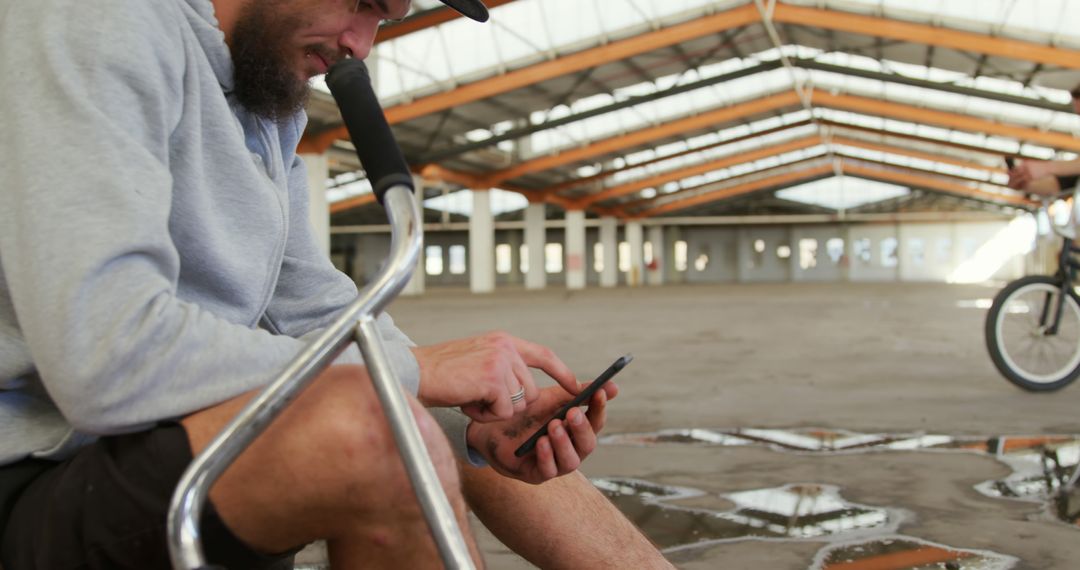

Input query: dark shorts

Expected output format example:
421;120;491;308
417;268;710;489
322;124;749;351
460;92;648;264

0;424;294;570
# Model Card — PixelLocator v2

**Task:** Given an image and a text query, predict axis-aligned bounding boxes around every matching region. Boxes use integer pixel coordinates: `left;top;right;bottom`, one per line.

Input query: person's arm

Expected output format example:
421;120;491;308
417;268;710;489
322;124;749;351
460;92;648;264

0;2;314;434
1037;158;1080;178
1010;158;1080;191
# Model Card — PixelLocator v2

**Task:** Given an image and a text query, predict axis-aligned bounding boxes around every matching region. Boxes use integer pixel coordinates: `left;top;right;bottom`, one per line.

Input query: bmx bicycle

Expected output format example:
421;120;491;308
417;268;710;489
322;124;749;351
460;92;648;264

985;193;1080;392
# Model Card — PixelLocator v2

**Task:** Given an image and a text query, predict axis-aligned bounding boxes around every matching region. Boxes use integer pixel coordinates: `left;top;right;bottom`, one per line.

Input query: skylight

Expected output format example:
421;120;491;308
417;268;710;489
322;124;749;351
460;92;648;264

423;188;529;217
776;177;910;210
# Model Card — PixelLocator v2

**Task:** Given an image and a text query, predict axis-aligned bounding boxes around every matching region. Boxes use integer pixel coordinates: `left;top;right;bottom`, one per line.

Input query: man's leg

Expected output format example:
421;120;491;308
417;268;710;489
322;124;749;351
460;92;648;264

461;465;673;569
182;364;483;568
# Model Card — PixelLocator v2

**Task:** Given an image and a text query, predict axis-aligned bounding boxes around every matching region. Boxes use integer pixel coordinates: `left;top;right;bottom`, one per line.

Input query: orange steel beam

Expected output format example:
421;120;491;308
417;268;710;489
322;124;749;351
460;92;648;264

813;91;1080;153
376;0;518;43
419;164;488;188
615;156;826;216
483;91;803;186
315;3;760;145
839;154;1007;189
821;120;1012;159
547;119;816;196
329;167;578;214
772;4;1080;70
297;129;342;155
330;193;377;214
637;163;835;217
617;132;1002;213
843;162;1030;207
831;136;1004;175
577;135;824;207
384;3;758;123
634;157;1030;218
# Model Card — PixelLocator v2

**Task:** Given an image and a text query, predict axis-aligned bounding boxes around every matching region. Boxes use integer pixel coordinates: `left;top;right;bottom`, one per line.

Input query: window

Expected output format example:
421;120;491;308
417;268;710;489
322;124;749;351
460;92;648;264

853;238;871;264
908;238;925;266
643;242;653;265
449;245;466;274
545;243;562;273
751;238;765;268
495;244;512;274
881;238;899;268
694;244;711;272
777;245;792;259
594;243;604;272
826;238;844;264
799;239;818;269
694;253;709;272
425;245;443;275
618;242;630;272
674;240;688;272
937;239;952;262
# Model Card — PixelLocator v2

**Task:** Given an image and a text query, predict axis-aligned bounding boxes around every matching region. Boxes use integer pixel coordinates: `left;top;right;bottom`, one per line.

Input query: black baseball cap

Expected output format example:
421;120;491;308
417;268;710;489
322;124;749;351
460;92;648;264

439;0;489;22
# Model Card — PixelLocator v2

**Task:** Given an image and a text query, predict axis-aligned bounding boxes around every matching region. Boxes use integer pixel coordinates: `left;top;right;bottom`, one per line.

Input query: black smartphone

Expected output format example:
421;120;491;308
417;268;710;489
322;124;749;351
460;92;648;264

1004;156;1015;169
513;354;633;457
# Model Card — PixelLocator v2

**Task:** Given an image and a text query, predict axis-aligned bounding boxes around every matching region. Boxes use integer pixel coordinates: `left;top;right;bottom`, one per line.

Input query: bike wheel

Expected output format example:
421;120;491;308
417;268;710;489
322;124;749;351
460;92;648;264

986;275;1080;391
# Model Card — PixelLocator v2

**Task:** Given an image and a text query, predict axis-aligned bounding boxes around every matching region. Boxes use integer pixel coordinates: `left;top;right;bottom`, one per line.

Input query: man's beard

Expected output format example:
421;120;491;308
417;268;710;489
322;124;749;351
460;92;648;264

230;0;311;121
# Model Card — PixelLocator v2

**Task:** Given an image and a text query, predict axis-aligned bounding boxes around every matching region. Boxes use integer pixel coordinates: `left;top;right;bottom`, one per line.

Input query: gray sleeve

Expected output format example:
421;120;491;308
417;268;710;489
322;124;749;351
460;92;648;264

428;408;487;467
265;154;422;396
0;2;312;433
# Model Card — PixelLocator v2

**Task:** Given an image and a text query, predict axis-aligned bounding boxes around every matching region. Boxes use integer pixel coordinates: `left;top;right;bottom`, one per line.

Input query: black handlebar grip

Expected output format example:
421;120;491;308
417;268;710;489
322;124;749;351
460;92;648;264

325;59;414;204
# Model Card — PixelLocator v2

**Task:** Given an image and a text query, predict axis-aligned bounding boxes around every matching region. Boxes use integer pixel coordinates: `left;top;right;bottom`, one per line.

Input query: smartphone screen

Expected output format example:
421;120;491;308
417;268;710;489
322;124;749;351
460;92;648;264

513;354;633;457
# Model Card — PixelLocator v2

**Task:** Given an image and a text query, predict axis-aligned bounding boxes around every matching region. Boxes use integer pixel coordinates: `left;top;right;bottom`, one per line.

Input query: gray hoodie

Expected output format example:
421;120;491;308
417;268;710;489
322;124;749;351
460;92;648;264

0;0;471;464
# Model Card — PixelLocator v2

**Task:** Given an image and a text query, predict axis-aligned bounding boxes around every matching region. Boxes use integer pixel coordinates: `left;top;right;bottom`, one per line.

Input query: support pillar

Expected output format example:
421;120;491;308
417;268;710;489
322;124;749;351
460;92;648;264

599;216;618;288
664;225;684;284
507;229;523;286
525;202;546;290
564;210;586;290
469;189;495;293
300;153;330;256
402;175;426;296
626;221;644;287
646;225;665;286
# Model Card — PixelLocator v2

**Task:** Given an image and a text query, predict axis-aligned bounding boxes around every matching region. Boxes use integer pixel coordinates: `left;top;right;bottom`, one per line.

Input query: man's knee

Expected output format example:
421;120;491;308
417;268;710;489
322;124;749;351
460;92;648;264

186;364;462;547
288;366;461;511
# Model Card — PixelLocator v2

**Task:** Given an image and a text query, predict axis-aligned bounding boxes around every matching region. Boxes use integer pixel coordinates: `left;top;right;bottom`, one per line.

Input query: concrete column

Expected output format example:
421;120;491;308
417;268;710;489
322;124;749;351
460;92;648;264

662;226;682;284
646;225;665;286
300;153;330;256
507;229;523;285
626;221;644;287
402;175;426;296
525;202;546;290
564;210;587;290
469;190;495;293
735;227;750;283
840;225;852;282
599;216;618;288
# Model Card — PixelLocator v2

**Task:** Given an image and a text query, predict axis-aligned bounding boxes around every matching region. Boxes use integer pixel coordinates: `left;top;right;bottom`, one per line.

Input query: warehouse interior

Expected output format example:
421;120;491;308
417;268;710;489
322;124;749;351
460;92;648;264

293;0;1080;568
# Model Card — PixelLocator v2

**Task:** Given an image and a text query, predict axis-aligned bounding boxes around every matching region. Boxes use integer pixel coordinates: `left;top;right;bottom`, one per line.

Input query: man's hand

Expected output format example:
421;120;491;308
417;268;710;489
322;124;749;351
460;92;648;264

465;382;618;485
1008;160;1056;192
411;331;578;422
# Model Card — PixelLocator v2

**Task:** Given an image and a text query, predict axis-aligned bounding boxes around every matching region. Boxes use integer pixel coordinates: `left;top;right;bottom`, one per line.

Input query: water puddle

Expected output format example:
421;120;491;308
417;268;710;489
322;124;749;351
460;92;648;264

592;478;904;549
601;428;1080;526
811;536;1017;570
956;298;993;310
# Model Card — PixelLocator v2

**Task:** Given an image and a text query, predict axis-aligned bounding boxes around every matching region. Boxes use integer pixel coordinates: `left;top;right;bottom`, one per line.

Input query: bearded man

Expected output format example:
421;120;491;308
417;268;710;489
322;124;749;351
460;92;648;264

0;0;671;568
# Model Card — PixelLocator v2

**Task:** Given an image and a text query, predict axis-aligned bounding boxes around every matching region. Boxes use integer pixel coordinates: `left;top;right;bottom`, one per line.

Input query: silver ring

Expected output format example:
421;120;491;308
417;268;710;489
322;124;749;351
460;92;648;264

510;387;526;404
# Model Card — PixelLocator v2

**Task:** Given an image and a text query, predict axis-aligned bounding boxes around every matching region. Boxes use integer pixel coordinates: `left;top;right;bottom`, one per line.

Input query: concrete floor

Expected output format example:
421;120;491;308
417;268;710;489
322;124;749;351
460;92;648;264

386;282;1080;570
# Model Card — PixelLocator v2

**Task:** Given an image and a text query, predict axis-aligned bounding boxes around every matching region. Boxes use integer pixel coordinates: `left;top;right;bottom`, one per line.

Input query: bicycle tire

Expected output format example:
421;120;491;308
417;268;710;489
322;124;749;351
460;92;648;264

985;275;1080;392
